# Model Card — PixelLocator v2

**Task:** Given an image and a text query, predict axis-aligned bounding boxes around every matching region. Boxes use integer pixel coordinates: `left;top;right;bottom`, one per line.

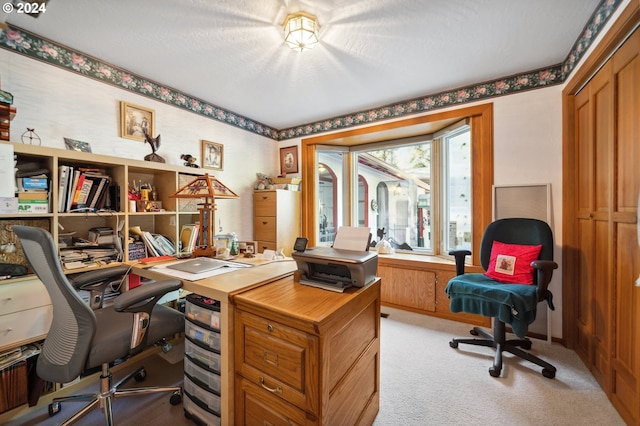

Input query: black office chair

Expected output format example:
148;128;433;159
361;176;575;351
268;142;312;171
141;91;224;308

13;225;185;425
445;218;557;378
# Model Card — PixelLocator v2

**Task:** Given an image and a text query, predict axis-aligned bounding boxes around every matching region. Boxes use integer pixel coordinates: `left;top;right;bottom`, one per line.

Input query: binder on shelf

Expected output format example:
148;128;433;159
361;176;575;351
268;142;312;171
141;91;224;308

75;178;93;207
88;176;111;209
68;170;82;210
64;167;76;212
58;165;70;212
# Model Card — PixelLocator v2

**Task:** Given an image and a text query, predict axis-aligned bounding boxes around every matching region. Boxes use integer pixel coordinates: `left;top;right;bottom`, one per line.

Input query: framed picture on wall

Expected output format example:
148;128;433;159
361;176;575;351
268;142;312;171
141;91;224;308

202;140;224;170
280;145;298;174
120;101;155;141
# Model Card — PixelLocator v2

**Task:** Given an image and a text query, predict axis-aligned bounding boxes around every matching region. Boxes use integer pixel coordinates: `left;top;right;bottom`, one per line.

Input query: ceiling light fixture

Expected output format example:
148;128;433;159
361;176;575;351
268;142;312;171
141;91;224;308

283;12;319;52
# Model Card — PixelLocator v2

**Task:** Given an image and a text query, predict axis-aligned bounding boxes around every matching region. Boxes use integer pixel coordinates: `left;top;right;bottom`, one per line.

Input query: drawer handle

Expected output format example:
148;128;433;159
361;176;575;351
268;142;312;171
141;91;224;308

259;376;282;394
267;324;273;332
262;221;268;225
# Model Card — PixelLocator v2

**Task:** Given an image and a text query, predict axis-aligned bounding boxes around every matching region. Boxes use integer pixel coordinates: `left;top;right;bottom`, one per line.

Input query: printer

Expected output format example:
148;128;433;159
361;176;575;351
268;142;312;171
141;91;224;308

292;247;378;292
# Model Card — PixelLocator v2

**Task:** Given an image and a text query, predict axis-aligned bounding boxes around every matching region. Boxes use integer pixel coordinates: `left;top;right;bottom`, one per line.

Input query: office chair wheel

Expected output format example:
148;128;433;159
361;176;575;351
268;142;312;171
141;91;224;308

134;368;147;382
470;328;479;336
542;368;556;379
489;367;501;377
48;401;61;417
170;389;183;405
449;340;459;348
521;339;532;350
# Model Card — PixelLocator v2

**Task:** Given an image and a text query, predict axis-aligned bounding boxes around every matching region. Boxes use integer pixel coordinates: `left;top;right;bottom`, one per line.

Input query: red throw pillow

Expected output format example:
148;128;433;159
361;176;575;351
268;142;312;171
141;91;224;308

485;241;543;284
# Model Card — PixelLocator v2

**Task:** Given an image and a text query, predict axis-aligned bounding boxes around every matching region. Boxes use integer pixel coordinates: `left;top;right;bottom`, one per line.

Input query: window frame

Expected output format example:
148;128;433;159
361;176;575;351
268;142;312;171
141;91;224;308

300;103;494;266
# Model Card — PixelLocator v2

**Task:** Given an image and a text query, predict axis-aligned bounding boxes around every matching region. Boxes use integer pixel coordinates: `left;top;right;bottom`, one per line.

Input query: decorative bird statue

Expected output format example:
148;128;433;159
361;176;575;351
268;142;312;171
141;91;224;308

143;129;165;163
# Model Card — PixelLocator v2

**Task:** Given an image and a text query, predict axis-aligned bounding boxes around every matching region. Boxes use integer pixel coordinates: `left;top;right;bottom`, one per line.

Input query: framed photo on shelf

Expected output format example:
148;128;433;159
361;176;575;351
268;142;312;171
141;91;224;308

202;140;224;170
280;145;299;174
239;240;257;255
64;137;92;153
120;101;155;142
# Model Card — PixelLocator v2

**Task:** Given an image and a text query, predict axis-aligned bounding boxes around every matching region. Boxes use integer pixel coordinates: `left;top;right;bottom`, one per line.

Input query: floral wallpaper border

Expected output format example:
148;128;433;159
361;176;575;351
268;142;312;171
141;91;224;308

0;0;622;141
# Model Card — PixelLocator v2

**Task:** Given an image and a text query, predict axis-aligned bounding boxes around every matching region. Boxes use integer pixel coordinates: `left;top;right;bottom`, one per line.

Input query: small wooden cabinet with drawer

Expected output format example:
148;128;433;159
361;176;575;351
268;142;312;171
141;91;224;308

234;275;381;425
0;279;52;352
253;190;300;256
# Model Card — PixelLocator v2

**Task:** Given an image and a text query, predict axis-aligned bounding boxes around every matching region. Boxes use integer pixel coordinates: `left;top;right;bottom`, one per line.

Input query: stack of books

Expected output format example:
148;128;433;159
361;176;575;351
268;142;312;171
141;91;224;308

59;233;121;269
15;161;50;213
58;166;112;212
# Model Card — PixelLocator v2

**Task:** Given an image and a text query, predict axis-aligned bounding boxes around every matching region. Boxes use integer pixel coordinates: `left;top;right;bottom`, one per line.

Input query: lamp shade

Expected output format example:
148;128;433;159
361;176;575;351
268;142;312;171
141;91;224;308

170;174;238;199
283;12;319;52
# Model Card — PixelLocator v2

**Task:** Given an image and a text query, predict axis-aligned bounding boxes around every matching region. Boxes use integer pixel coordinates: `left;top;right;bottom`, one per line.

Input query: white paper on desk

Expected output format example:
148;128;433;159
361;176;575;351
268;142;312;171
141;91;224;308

0;144;15;198
332;226;371;251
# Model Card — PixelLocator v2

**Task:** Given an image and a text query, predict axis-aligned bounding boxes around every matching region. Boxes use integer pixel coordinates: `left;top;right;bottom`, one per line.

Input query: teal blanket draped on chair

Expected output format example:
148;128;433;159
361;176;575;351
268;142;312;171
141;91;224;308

446;274;539;339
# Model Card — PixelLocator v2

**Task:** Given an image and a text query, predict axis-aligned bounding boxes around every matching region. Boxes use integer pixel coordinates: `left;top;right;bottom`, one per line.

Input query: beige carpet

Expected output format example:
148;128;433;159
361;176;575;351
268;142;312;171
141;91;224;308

373;307;624;426
6;307;624;425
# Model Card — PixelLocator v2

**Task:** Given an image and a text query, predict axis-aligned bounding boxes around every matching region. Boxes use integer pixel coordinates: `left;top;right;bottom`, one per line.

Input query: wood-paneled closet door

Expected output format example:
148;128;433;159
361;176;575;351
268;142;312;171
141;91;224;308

567;28;640;425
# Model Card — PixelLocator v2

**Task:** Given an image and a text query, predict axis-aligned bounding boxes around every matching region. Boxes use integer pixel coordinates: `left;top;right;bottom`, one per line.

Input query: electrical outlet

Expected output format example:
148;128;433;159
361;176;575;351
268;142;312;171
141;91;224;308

169;217;175;226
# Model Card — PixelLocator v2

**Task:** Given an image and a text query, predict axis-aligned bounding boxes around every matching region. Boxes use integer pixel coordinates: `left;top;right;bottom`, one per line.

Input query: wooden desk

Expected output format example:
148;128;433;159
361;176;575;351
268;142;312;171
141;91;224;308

131;259;298;426
133;260;380;425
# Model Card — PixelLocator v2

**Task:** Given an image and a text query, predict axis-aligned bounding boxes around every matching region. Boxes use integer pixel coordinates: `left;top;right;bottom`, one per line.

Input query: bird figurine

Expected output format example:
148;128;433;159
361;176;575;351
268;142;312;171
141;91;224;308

143;129;165;163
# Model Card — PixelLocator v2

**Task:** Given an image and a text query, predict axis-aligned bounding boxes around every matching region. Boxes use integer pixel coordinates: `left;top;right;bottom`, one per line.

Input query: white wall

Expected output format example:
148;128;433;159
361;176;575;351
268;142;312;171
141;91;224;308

493;86;563;337
1;49;279;242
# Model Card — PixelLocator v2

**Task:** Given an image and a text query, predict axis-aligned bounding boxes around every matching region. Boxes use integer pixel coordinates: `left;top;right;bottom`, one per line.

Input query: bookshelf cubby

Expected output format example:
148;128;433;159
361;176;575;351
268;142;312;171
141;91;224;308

1;141;206;274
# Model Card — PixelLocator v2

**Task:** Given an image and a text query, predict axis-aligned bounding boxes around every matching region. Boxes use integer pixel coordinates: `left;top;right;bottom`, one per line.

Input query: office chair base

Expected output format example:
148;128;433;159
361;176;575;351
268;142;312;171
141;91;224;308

48;363;183;426
449;322;556;379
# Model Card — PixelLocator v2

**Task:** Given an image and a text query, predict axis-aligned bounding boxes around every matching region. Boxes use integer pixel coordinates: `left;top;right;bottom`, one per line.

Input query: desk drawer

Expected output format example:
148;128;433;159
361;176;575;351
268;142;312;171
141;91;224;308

0;280;50;314
256;241;276;253
253;192;277;217
236;310;317;413
0;305;52;348
235;377;313;426
253;217;276;242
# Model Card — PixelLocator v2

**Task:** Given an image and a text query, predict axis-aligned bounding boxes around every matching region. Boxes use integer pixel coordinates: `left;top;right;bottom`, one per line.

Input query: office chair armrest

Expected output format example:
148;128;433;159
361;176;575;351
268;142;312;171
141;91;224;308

70;264;131;290
113;279;182;315
449;250;472;276
531;259;558;303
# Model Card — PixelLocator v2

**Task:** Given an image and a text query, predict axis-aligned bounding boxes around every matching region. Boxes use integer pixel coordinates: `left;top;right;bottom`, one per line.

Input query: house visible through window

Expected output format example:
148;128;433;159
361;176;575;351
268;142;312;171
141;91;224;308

315;120;471;256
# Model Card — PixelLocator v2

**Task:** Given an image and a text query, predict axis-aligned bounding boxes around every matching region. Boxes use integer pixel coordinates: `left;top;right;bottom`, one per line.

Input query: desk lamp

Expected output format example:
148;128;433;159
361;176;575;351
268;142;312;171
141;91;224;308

170;173;238;257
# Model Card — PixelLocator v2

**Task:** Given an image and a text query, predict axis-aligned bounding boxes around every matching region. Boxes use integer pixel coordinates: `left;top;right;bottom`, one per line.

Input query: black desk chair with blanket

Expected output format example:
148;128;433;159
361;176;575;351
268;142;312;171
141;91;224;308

445;218;557;378
14;225;185;425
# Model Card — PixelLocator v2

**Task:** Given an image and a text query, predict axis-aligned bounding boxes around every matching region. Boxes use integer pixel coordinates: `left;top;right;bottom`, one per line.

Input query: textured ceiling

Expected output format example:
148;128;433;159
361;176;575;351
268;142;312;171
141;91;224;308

3;0;601;129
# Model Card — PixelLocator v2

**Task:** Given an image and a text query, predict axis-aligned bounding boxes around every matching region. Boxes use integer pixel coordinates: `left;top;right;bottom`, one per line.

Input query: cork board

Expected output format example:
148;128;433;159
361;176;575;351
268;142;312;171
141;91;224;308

0;219;51;272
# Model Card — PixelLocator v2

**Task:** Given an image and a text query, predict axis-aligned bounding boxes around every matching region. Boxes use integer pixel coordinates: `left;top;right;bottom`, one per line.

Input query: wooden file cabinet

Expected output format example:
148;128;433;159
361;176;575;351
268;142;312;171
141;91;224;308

234;276;381;425
253;190;300;256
